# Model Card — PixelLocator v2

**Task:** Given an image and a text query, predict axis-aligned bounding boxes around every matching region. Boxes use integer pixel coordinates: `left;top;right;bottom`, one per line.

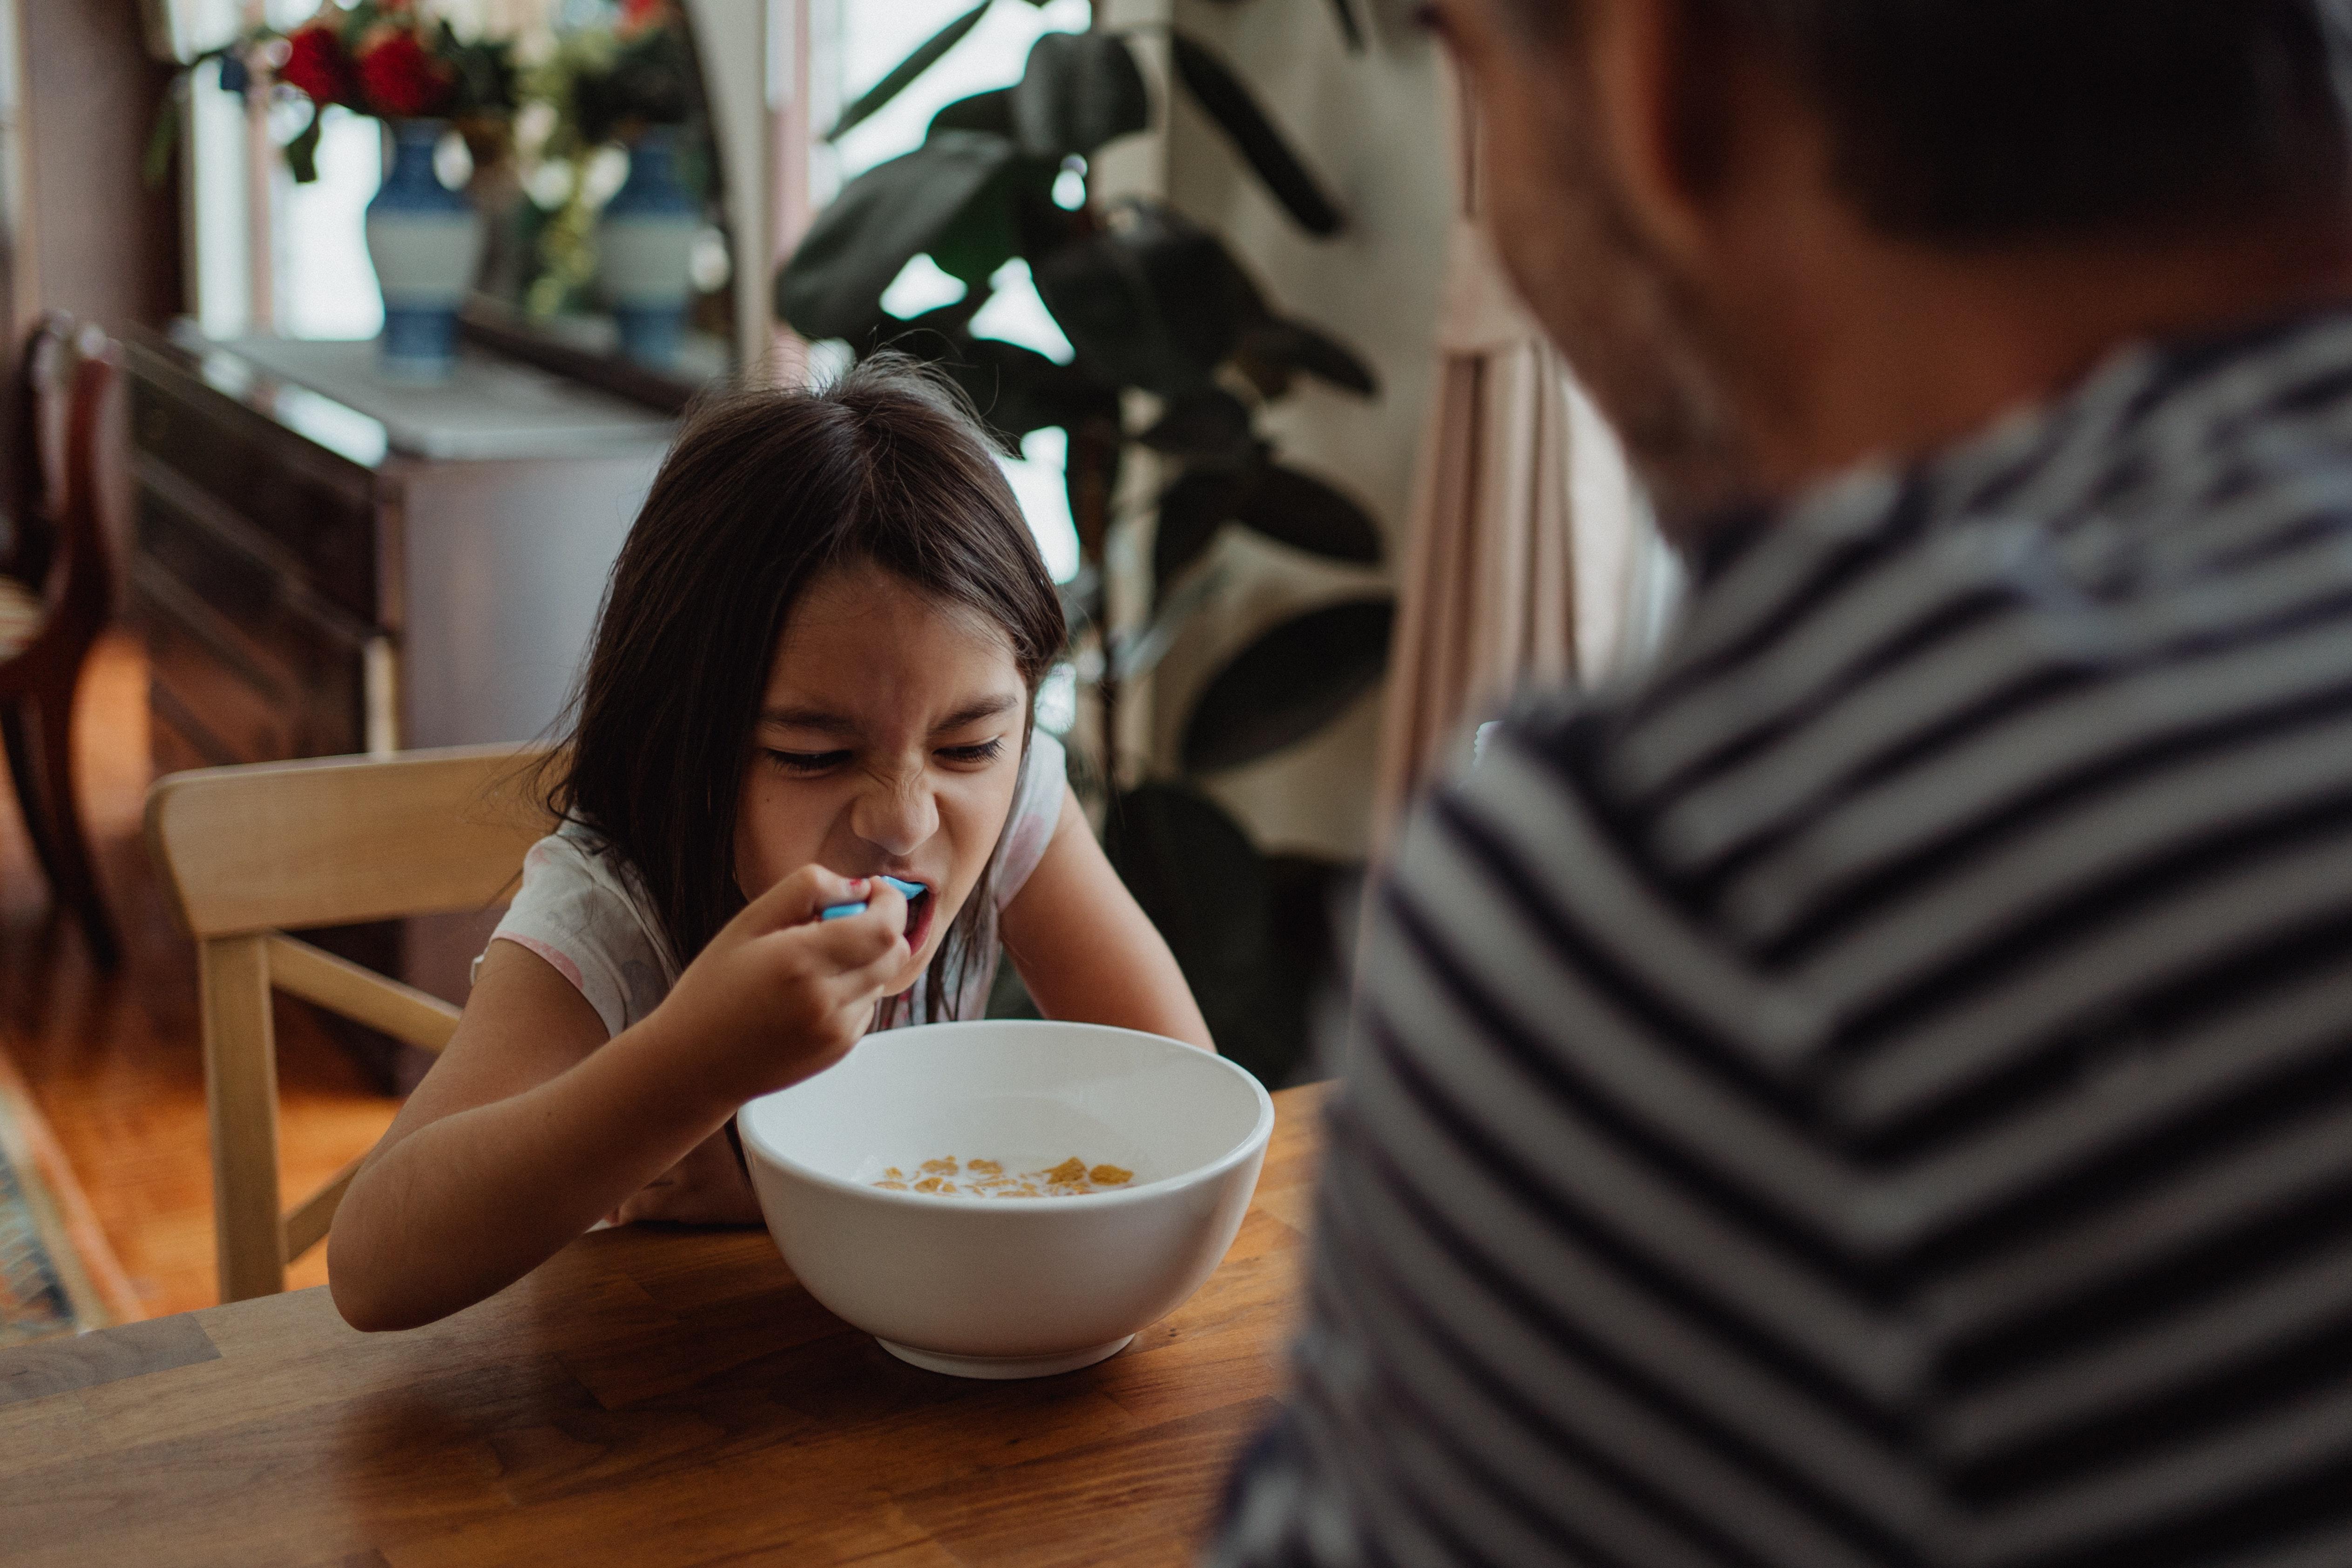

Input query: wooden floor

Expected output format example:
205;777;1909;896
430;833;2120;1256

0;631;399;1318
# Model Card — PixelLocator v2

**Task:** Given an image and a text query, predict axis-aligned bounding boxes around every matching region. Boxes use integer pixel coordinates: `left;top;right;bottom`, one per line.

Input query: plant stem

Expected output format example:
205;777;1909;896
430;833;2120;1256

1071;411;1123;793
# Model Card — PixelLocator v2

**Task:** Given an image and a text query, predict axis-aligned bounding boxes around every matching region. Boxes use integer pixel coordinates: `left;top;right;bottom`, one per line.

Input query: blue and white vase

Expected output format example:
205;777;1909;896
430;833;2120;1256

364;120;485;383
598;127;701;370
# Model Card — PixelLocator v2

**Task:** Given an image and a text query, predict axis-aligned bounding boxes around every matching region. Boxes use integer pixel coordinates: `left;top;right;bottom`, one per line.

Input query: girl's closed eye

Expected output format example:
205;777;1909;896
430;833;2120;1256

937;739;1005;766
767;748;851;775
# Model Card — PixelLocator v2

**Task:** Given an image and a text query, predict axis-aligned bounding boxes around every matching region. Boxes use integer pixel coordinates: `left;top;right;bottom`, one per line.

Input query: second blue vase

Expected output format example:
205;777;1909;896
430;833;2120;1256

598;127;702;370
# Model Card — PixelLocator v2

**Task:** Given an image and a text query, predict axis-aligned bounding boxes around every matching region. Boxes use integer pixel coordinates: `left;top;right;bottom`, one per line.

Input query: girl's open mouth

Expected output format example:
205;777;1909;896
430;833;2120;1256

820;877;934;946
881;876;935;949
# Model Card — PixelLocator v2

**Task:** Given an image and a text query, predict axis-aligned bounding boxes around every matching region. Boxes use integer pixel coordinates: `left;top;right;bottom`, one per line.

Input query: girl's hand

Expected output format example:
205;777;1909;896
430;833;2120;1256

607;1128;764;1227
650;865;910;1108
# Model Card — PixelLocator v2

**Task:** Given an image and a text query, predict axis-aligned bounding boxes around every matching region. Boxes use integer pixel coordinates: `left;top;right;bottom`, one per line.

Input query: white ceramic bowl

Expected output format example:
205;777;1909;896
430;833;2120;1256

737;1020;1275;1379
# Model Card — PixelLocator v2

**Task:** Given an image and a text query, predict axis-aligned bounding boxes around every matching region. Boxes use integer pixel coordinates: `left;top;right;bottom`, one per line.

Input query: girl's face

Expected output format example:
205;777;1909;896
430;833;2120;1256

735;561;1029;995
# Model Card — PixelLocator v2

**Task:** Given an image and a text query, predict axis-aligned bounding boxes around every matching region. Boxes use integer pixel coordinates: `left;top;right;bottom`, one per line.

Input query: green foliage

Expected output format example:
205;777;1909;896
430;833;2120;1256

1181;600;1395;774
1153;460;1382;607
442;27;521;122
1235;317;1378;399
829;0;993;141
565;26;696;145
779;133;1024;342
1101;783;1291;1082
1169;33;1341;236
1138;389;1255;463
779;9;1385;1081
285;106;325;184
928;90;1017;141
1010;32;1149;159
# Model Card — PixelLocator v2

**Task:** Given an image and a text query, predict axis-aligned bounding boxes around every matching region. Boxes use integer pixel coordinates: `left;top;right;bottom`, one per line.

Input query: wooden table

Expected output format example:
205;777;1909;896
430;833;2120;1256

0;1083;1331;1567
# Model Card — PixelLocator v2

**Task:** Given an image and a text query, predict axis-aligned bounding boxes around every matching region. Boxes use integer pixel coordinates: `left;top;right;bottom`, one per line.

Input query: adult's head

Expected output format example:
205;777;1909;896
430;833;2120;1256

1427;0;2352;528
547;354;1066;1021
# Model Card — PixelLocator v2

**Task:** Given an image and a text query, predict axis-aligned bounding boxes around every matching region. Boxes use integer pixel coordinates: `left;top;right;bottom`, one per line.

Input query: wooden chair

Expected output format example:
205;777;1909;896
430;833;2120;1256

144;745;553;1302
1;313;122;966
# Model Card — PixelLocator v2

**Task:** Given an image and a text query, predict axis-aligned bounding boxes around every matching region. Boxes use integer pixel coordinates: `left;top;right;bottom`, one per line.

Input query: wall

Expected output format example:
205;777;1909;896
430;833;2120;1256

16;0;183;337
1152;0;1449;862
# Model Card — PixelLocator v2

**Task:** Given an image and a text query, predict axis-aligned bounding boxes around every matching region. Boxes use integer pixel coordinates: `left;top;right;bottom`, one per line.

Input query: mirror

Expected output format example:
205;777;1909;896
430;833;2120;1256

458;0;738;408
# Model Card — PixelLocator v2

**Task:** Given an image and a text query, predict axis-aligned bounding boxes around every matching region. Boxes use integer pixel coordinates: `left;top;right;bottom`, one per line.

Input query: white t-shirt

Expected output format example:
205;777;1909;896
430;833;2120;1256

487;731;1066;1039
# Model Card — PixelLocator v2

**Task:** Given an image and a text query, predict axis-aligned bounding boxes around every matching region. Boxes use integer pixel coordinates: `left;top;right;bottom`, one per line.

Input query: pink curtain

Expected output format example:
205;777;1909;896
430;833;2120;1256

1372;64;1675;851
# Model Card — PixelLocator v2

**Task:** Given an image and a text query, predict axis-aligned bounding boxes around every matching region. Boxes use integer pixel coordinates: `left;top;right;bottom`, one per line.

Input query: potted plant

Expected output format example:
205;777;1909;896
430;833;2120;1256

777;3;1385;1086
220;1;516;379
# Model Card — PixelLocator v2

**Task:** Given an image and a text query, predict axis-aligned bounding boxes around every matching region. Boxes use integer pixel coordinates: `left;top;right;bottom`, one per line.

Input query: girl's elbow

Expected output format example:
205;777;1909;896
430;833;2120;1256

327;1248;395;1332
326;1223;426;1333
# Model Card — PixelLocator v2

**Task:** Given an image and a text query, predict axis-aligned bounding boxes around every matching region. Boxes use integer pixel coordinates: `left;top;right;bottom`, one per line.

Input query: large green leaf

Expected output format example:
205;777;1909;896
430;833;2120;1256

284;102;323;184
1153;466;1250;603
1101;782;1298;1083
928;89;1015;141
1030;202;1264;397
775;132;1017;342
931;335;1104;442
1011;32;1149;159
929;154;1057;286
1169;32;1343;236
1139;389;1254;463
1236;318;1377;399
1128;205;1265;378
1235;464;1382;563
829;0;990;141
1102;782;1268;981
1031;228;1183;394
1154;459;1377;604
1182;599;1395;772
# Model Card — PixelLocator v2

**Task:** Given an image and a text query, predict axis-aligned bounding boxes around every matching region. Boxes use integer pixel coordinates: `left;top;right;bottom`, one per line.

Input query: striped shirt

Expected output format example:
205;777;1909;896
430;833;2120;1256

1211;306;2352;1568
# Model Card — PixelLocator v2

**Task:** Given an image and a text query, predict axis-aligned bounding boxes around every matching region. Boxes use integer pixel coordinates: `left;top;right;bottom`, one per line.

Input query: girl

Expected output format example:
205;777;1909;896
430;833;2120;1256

328;358;1211;1332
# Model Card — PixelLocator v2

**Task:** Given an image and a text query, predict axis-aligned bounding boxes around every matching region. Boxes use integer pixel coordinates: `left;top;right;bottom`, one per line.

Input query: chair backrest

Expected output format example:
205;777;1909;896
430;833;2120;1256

149;744;556;938
145;745;556;1301
2;314;111;624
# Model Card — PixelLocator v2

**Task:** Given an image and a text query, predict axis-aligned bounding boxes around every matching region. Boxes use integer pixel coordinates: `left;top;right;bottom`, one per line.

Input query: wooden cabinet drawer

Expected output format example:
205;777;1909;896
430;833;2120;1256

131;492;371;765
128;376;377;623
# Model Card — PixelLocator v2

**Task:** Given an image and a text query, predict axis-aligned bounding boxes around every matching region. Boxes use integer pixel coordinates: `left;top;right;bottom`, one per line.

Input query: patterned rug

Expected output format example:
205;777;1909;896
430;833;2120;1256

0;1052;133;1345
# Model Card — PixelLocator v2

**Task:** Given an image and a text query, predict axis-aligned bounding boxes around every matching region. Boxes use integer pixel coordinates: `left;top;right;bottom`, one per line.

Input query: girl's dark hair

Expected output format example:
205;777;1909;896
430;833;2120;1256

543;354;1067;1022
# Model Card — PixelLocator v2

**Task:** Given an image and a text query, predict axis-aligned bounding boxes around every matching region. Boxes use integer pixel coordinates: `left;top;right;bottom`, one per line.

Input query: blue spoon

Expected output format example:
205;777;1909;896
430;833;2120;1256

821;876;926;922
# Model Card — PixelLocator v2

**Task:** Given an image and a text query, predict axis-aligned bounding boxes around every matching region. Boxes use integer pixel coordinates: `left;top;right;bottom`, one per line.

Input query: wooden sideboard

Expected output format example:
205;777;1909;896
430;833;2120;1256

124;324;677;1074
125;323;676;770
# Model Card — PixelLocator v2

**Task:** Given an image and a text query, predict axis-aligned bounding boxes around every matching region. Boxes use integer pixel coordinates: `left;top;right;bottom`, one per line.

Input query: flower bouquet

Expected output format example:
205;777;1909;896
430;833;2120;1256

264;0;517;183
232;2;519;379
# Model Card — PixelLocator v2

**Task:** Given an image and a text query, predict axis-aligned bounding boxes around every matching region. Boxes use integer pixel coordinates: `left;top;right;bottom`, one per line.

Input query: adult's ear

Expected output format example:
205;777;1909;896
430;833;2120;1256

1582;0;1744;274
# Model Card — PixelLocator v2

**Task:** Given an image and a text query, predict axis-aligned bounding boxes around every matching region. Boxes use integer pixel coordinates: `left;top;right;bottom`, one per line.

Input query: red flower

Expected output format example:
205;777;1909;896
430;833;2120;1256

277;23;353;108
355;27;454;119
618;0;671;37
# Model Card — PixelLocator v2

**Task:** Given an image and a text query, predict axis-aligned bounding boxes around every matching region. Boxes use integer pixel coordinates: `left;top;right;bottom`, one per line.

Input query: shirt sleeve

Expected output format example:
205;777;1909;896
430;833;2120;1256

994;728;1068;908
487;832;675;1041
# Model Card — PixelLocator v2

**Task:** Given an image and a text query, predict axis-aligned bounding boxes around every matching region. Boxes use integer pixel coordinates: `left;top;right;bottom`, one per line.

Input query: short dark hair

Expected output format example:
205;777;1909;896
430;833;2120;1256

545;355;1067;1022
1511;0;2351;241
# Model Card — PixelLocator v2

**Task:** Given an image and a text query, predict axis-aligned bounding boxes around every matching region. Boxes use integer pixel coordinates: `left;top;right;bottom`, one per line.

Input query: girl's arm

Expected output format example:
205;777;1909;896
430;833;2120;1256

328;869;908;1331
997;784;1214;1049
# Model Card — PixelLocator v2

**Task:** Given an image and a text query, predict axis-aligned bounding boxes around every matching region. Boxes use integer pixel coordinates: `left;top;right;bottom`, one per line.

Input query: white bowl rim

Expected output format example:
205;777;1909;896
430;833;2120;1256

736;1019;1277;1211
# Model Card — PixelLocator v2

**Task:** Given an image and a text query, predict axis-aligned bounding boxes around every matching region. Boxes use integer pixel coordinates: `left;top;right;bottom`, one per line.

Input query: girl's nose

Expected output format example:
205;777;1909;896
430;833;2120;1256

850;773;938;857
